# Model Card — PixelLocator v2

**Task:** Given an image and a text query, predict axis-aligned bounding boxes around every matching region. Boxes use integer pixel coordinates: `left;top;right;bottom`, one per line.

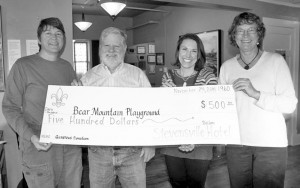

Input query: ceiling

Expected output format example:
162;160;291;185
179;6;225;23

72;0;171;17
72;0;253;17
256;0;300;8
72;0;300;18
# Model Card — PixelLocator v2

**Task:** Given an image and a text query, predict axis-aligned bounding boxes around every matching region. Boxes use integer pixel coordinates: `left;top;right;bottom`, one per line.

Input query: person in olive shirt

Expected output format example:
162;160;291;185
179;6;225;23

2;17;82;188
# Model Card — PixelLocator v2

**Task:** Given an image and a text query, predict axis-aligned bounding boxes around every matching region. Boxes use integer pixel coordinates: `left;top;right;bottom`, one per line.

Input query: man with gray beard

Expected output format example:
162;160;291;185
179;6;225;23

72;27;155;188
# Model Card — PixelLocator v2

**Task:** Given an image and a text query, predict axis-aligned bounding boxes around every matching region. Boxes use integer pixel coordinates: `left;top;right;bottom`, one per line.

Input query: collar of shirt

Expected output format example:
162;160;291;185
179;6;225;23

101;62;124;74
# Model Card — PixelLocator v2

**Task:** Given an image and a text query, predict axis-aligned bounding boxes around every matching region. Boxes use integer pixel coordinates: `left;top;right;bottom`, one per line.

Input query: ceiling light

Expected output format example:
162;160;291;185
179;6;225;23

74;13;92;32
99;0;126;20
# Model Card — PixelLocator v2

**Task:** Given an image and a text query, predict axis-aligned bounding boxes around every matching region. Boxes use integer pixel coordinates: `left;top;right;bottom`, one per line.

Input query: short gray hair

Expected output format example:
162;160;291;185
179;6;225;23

100;27;127;46
228;12;265;49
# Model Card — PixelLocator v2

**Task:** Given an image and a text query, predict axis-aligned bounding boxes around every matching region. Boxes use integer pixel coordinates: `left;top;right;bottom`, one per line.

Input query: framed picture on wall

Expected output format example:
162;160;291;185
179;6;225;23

138;61;146;70
149;64;156;74
196;29;222;77
139;56;145;60
156;53;164;65
147;55;156;64
127;48;135;54
148;44;155;54
137;46;146;54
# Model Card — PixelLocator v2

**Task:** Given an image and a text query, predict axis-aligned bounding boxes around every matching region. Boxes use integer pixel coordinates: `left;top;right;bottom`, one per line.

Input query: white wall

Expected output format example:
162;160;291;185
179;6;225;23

73;14;134;46
133;4;300;70
131;7;240;86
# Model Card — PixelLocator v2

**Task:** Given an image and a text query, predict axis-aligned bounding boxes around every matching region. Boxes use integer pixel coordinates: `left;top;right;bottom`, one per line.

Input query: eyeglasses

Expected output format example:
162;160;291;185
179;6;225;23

235;27;257;36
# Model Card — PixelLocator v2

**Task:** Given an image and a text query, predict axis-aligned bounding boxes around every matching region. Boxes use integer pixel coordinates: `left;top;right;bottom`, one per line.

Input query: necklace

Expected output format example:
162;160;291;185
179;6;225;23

240;49;260;70
180;70;195;87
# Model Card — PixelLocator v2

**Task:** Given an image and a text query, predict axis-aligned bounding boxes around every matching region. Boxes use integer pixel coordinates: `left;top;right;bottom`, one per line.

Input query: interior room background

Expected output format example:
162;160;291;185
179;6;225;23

1;0;300;187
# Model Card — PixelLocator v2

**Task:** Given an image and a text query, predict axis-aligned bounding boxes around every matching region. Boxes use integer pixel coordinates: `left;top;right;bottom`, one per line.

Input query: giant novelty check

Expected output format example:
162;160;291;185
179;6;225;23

40;85;241;146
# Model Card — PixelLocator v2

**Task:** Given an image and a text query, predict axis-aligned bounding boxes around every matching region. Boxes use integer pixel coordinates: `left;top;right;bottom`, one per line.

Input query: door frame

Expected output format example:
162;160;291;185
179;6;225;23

263;17;300;145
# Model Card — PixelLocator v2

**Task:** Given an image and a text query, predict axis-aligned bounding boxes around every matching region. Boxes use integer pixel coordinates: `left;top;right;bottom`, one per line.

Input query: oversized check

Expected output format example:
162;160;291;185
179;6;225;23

40;85;241;146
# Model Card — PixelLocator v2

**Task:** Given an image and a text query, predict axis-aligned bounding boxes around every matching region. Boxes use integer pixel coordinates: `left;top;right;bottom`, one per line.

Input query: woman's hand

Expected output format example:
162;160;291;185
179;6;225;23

178;144;195;152
233;78;260;100
71;79;83;86
140;147;155;162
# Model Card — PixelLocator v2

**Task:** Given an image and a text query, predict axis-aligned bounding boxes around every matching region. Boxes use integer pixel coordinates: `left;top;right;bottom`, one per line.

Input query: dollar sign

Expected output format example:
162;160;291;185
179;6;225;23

201;100;205;108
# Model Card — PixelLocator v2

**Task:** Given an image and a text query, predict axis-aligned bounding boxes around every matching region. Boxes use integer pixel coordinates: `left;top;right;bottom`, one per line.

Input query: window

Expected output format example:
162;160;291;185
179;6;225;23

73;41;89;78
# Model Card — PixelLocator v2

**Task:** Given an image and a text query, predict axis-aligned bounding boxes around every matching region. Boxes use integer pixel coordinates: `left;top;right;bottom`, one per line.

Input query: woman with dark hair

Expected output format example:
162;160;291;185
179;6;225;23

219;12;297;188
160;33;217;188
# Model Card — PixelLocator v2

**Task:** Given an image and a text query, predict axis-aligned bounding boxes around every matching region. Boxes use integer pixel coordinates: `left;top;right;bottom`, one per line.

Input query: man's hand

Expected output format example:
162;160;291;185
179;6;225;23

71;79;83;86
178;144;195;152
31;135;52;151
232;78;260;100
140;147;155;162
